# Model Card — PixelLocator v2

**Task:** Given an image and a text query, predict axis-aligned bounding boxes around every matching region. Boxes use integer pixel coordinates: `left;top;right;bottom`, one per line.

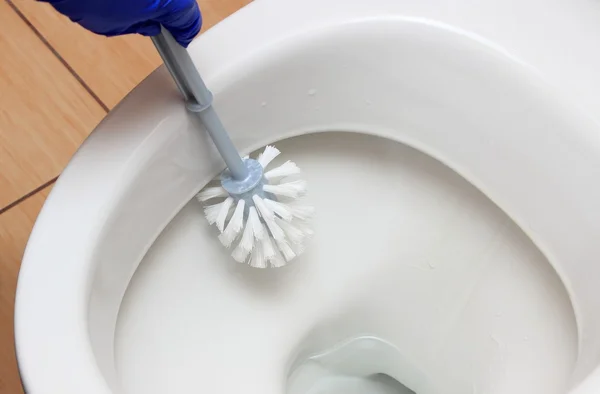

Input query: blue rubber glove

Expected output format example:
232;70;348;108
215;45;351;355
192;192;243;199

39;0;202;47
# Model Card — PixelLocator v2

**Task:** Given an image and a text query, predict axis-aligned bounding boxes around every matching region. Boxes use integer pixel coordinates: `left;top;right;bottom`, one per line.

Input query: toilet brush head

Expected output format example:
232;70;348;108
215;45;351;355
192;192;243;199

196;146;314;268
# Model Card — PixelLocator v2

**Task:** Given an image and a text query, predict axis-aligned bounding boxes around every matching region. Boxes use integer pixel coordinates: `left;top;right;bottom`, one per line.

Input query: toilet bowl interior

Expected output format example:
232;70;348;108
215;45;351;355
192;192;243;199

65;15;600;394
112;132;577;394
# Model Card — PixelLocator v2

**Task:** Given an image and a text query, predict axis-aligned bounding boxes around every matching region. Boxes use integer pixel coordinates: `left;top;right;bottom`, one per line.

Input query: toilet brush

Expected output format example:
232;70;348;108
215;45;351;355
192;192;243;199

151;29;314;268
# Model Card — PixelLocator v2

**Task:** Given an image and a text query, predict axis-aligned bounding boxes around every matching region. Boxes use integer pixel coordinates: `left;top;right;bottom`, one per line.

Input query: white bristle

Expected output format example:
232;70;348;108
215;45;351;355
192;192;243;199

294;220;315;238
263;198;293;221
232;218;254;263
262;236;276;262
270;253;286;268
215;197;234;232
289;204;315;220
252;195;274;220
263;180;307;198
254;197;286;241
264;217;286;242
232;245;250;263
274;217;306;244
219;200;245;247
250;241;267;269
248;207;265;240
239;218;255;251
197;186;227;202
276;240;296;262
264;161;300;180
258;145;280;168
294;242;307;257
204;200;227;225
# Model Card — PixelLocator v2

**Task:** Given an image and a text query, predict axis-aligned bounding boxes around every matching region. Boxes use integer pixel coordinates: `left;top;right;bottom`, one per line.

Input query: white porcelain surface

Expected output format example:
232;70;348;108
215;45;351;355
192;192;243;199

14;0;600;393
116;133;577;394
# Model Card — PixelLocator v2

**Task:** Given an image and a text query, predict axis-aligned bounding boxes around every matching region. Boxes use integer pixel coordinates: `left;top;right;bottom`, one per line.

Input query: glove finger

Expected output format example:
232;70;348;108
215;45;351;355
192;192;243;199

154;0;202;47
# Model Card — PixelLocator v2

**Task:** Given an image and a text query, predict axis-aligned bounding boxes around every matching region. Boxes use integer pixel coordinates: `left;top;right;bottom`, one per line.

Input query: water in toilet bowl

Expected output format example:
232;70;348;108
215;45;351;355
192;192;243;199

114;132;577;394
287;336;417;394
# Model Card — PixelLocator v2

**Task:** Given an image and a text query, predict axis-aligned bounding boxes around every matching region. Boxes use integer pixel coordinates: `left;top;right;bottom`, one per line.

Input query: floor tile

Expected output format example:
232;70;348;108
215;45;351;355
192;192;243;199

11;0;252;109
196;0;253;29
0;186;51;394
0;1;106;208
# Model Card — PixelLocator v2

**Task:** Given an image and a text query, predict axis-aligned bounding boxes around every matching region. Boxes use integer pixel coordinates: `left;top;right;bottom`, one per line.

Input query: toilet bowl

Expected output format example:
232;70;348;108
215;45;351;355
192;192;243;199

14;0;600;393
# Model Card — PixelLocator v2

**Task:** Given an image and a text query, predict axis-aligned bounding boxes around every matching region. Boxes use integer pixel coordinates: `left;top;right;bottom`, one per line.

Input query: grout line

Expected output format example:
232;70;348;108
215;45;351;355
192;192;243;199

5;0;110;113
0;177;58;215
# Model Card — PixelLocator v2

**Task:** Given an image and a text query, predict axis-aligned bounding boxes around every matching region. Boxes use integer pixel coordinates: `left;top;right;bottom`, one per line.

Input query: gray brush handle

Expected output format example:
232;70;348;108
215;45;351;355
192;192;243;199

151;29;248;180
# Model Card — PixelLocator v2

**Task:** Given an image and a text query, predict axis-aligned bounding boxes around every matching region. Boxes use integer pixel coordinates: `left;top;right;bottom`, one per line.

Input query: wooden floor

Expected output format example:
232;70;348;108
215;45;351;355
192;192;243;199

0;0;249;392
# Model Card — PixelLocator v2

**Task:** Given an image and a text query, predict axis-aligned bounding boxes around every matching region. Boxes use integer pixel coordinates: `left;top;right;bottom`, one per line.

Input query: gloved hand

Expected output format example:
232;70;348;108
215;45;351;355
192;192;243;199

39;0;202;47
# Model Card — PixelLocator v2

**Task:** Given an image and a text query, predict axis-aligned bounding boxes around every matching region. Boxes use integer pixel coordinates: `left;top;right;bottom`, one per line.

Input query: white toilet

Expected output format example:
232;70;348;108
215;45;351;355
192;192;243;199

14;0;600;393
